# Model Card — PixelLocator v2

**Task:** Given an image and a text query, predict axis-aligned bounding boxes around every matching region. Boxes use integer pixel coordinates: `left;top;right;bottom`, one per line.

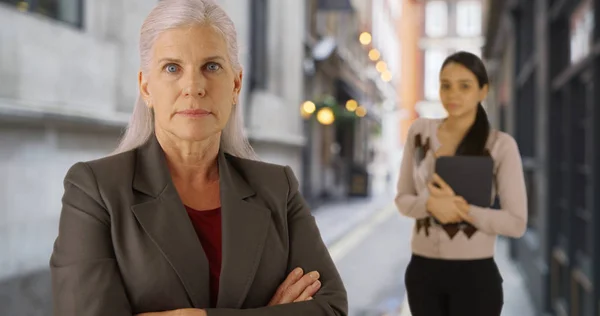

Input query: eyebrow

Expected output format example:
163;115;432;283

440;79;474;83
157;56;227;64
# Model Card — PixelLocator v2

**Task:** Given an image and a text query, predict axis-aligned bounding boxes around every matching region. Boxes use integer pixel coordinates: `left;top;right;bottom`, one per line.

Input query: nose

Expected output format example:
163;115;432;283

182;72;206;97
445;87;460;100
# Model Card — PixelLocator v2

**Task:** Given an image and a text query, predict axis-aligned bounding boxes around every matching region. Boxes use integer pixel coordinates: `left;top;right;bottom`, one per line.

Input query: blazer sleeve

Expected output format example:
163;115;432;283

204;166;348;316
50;162;133;316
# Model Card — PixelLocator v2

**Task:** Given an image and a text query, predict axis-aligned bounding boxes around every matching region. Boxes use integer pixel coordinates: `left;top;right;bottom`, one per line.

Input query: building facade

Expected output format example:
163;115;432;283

396;0;485;148
244;0;306;178
300;0;399;206
417;0;485;119
0;1;152;314
484;0;600;315
397;0;424;145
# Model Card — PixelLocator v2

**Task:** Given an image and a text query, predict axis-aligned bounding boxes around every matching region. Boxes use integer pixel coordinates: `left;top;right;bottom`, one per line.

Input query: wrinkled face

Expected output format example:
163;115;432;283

139;25;242;142
439;62;488;118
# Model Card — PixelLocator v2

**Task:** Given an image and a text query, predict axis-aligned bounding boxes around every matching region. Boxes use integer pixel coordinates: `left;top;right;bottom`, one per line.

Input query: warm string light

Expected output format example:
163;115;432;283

376;61;387;73
368;49;380;61
359;32;372;45
345;100;358;112
359;31;393;83
381;70;392;82
356;106;367;117
300;101;316;118
316;108;335;125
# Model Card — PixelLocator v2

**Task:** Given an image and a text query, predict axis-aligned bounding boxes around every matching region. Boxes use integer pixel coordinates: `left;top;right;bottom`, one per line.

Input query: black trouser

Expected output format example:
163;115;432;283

405;254;504;316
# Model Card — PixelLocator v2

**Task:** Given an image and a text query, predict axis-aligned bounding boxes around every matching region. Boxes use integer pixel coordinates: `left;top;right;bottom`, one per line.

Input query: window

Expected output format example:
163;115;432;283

462;46;482;57
424;49;447;100
0;0;84;28
389;0;401;20
456;1;482;37
569;0;594;64
425;1;448;38
249;0;269;90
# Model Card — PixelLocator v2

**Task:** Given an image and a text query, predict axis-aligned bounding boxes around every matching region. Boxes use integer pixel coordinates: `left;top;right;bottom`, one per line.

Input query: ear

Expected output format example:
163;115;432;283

479;84;489;102
138;70;152;108
232;69;243;105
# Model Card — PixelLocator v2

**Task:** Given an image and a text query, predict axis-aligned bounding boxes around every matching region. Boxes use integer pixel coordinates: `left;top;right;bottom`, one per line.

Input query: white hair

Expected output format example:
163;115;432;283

113;0;257;160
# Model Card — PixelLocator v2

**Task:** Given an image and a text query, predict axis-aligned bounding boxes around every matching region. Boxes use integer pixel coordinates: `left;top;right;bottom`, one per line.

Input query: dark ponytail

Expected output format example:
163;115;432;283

441;51;491;156
454;103;490;156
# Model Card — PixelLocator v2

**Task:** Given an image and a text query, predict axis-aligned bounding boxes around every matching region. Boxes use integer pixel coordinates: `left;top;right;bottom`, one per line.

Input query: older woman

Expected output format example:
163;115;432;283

49;1;347;315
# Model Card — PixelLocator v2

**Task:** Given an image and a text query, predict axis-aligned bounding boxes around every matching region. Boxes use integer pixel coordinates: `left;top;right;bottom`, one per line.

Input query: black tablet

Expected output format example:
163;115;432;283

434;156;494;207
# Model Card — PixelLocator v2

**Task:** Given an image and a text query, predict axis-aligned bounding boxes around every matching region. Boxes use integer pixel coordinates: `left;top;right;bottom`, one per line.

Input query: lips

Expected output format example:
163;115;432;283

176;109;211;117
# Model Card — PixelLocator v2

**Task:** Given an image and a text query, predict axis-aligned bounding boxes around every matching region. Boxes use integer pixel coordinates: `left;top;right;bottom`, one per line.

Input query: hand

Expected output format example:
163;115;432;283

454;196;474;224
428;173;455;197
268;267;321;305
427;174;461;223
136;308;206;316
426;195;463;224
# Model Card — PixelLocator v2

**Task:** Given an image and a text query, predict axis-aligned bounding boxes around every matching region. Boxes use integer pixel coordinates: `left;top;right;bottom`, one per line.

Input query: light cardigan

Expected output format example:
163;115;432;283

395;118;528;259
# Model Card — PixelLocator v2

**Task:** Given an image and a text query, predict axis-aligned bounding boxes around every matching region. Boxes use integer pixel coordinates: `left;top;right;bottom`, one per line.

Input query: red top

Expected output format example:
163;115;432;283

185;206;222;308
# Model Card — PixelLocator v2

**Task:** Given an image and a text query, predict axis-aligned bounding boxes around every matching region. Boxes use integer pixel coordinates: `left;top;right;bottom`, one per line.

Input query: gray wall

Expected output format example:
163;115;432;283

0;0;153;283
246;0;306;179
0;1;153;314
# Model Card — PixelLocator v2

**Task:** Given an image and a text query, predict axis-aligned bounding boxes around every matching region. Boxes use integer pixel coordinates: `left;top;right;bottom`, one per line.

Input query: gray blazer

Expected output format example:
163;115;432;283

50;136;347;316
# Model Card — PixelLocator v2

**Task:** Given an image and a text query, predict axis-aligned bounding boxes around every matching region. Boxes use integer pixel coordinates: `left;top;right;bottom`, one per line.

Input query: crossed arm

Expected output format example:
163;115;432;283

51;163;348;316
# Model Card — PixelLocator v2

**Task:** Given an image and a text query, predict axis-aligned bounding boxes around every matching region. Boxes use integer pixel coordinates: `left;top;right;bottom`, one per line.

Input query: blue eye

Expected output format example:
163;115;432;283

165;64;178;73
206;62;221;71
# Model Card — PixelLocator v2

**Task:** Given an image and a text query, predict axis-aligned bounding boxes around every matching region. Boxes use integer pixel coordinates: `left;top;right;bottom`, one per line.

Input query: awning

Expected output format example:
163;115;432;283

318;0;353;12
312;37;337;61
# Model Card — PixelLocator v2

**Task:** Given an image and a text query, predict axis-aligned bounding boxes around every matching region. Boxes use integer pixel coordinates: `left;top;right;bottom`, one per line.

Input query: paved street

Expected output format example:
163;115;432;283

313;195;537;316
313;194;410;315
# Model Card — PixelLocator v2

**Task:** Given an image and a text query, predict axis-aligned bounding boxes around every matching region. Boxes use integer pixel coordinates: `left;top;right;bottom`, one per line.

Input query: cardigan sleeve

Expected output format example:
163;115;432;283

468;133;528;238
395;119;430;219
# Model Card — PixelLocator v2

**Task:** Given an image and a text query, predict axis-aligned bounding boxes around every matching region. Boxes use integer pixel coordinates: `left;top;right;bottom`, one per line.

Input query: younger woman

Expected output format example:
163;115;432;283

395;51;527;316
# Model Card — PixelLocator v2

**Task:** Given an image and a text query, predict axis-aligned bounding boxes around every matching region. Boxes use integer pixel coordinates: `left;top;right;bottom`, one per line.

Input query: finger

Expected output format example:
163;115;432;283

456;208;473;222
280;267;304;290
427;182;438;195
454;198;470;212
269;267;303;305
432;174;449;188
429;181;453;197
454;199;467;209
279;271;320;304
293;280;321;302
443;213;460;224
427;182;444;195
436;215;448;224
433;211;449;224
454;196;468;204
439;215;454;224
432;174;455;195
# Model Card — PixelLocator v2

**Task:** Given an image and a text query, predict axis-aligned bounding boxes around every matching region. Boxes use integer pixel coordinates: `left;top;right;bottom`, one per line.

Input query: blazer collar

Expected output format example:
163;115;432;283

131;135;270;309
132;135;255;200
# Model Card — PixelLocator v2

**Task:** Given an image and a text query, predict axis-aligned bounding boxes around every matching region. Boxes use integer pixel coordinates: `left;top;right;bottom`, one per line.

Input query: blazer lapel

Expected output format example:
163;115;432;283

130;136;211;308
216;153;271;308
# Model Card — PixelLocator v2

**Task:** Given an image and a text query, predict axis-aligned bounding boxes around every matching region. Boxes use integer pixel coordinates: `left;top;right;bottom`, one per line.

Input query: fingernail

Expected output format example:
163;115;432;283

294;268;303;276
310;271;320;279
313;280;321;287
308;297;314;300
